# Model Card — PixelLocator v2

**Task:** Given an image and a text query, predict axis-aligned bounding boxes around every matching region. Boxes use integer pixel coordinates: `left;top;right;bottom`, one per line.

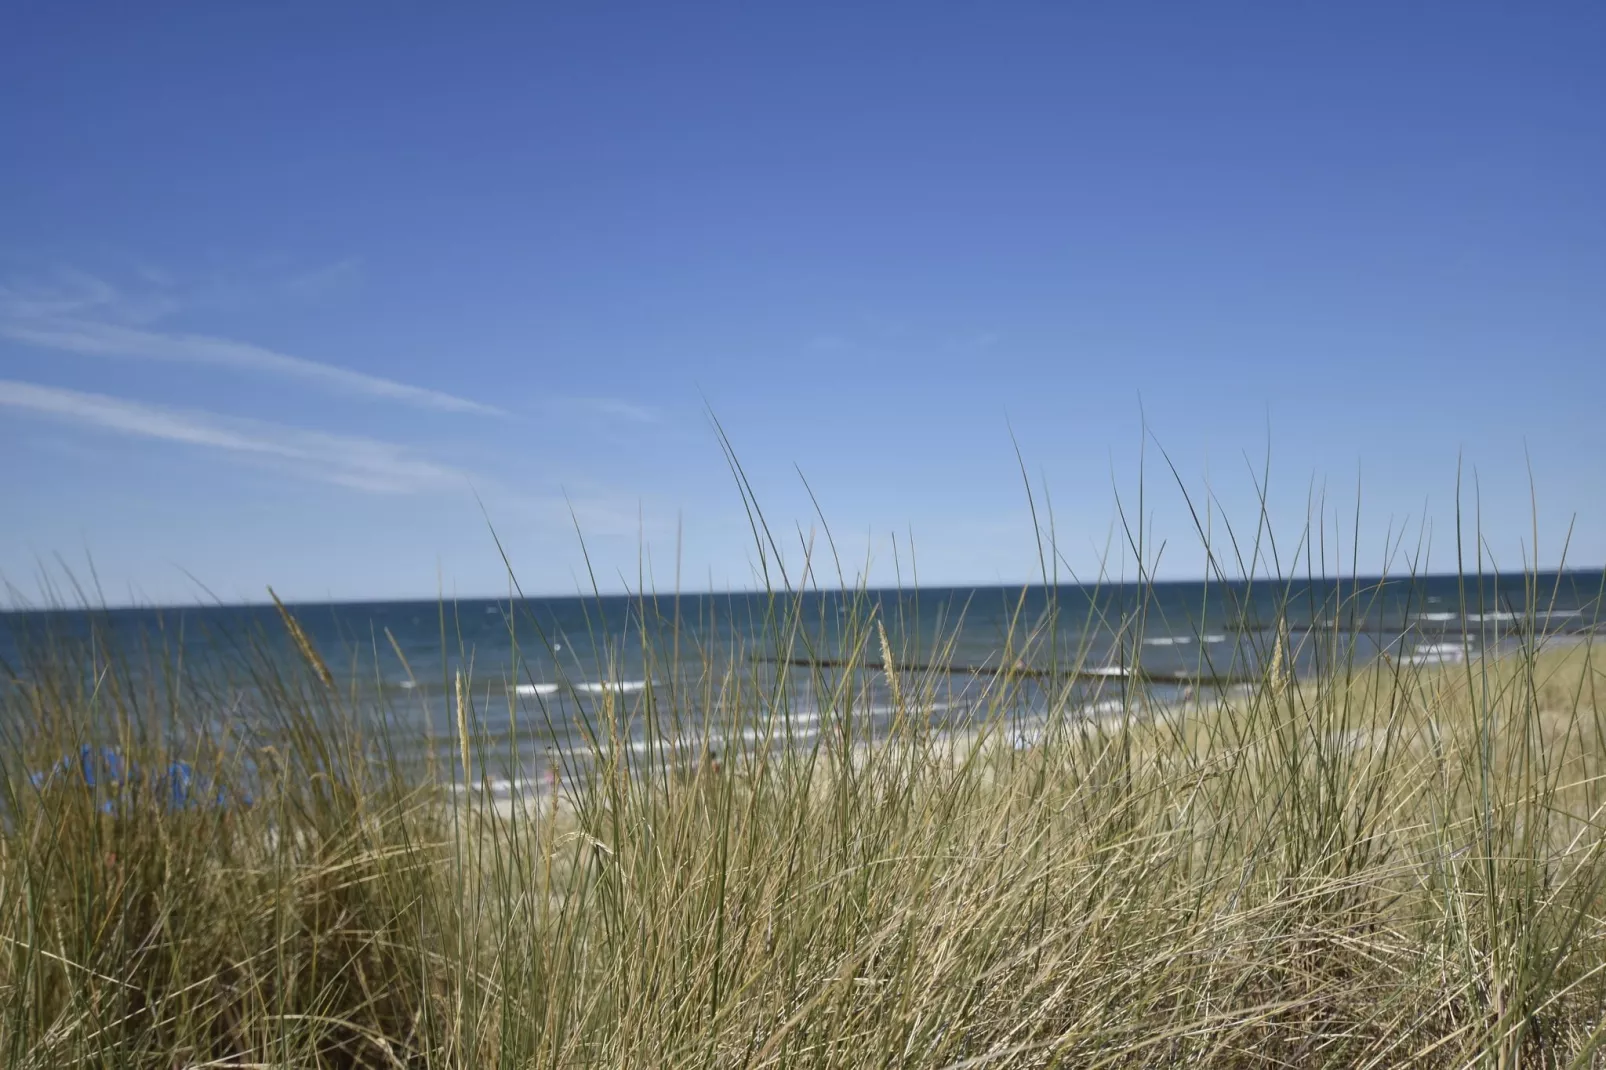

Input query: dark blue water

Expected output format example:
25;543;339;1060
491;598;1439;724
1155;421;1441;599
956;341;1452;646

3;572;1601;791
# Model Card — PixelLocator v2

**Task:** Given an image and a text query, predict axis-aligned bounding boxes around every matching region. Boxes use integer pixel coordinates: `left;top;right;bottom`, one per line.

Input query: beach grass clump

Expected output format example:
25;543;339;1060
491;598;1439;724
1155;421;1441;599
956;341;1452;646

1;490;1604;1067
0;631;459;1068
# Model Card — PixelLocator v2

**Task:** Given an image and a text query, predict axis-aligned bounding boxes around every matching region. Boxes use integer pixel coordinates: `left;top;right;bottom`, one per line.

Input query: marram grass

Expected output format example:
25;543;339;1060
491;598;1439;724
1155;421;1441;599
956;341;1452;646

1;518;1604;1067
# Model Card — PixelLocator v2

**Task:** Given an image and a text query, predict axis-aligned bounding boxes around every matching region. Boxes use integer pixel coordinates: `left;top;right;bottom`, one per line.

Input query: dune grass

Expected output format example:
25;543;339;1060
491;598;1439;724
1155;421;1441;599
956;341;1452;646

1;474;1604;1068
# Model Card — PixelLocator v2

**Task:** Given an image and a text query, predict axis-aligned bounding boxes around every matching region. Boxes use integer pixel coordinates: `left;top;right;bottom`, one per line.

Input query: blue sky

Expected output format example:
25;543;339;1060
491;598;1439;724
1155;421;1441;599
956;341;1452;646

2;3;1602;604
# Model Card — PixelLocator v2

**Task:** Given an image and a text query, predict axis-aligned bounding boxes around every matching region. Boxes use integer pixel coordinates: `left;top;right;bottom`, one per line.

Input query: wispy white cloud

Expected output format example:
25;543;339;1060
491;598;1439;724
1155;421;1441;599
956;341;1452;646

0;267;500;415
0;270;177;325
1;319;500;415
0;379;477;494
0;379;673;538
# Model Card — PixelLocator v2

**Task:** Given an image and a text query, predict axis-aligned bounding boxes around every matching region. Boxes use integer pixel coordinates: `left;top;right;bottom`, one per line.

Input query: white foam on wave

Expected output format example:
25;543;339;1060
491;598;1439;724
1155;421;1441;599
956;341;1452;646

1416;642;1469;656
1406;649;1466;665
515;683;560;696
575;679;650;694
600;699;967;758
1086;666;1129;677
1142;636;1193;647
720;708;827;730
553;697;972;760
452;776;520;796
1414;612;1458;622
1201;634;1228;644
1013;699;1132;749
397;680;419;690
856;700;960;718
733;724;821;746
1469;611;1520;622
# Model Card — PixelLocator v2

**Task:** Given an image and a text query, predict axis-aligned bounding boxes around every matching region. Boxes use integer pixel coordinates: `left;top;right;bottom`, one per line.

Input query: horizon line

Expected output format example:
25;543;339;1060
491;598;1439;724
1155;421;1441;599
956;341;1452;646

3;566;1602;614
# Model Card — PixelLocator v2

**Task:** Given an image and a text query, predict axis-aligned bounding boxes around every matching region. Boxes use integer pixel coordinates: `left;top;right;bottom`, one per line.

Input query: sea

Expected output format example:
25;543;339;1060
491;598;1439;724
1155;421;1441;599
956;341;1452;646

2;571;1601;798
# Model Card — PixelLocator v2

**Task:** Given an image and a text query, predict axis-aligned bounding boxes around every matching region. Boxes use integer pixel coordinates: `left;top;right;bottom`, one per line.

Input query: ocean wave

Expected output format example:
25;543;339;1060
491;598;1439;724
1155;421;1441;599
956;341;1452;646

1201;634;1228;644
1012;699;1132;748
1405;643;1470;665
575;679;650;694
612;700;965;756
1142;636;1192;646
514;683;560;696
1405;648;1466;665
1412;609;1569;625
730;724;822;746
734;708;826;729
452;776;521;796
